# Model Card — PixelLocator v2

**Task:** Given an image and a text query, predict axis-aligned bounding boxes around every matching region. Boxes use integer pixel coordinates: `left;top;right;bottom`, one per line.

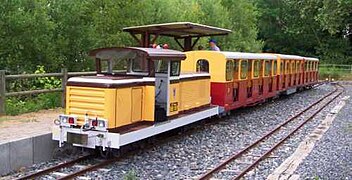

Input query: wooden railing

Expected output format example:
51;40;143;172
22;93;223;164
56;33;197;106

0;69;96;115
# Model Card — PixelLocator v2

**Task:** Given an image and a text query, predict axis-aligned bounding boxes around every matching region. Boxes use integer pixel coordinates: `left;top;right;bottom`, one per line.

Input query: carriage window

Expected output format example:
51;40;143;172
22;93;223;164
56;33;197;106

273;61;277;75
316;62;319;71
296;61;300;73
226;60;234;81
253;60;260;78
240;60;248;79
292;62;296;73
305;62;308;71
280;62;284;74
234;60;239;80
196;59;209;72
285;61;290;74
264;61;271;76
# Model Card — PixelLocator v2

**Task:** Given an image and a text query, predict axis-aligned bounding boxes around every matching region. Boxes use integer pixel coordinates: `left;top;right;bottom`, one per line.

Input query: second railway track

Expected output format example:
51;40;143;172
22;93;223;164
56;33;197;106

198;83;344;180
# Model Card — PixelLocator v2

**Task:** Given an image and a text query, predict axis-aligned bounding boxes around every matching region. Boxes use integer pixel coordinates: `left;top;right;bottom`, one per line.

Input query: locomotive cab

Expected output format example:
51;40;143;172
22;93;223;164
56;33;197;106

53;47;216;150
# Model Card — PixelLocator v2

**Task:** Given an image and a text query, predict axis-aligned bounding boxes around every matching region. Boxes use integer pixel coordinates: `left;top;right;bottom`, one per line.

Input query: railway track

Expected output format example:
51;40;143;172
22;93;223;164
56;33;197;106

198;83;344;180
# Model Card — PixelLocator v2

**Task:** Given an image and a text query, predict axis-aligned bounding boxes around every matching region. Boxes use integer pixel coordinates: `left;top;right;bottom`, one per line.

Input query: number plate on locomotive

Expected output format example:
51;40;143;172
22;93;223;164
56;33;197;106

67;132;88;145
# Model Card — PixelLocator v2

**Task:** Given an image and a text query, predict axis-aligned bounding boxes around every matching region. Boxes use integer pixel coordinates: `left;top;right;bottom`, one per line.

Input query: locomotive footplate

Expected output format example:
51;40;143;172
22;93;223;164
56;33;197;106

67;132;88;145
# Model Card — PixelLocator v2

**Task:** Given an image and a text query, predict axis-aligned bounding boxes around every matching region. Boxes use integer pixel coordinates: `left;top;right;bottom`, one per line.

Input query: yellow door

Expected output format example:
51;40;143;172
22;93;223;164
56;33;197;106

131;88;143;122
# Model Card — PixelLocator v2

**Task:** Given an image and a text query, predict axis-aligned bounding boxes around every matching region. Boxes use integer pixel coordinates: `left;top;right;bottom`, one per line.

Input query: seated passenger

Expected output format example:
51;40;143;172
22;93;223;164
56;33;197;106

209;39;220;51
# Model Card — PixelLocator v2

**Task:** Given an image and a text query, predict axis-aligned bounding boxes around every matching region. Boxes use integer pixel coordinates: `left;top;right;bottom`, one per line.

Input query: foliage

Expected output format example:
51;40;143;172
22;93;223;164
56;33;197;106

123;170;138;180
255;0;352;64
5;92;61;115
33;65;61;89
0;0;262;74
5;65;62;115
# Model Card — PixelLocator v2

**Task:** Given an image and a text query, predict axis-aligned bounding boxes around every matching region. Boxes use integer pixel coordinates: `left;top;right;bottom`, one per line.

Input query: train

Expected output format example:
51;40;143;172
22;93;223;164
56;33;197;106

52;22;319;153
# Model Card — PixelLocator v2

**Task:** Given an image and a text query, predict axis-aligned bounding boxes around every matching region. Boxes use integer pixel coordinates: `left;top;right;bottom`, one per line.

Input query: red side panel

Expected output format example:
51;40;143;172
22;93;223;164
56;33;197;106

211;82;233;107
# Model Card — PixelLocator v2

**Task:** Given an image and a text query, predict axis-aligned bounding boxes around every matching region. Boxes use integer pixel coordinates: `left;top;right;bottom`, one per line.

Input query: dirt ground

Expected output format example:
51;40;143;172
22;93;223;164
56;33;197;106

0;108;63;144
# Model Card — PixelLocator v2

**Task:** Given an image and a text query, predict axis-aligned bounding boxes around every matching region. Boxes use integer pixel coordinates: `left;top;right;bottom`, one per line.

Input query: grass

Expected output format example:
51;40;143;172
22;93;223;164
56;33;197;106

5;92;61;116
347;123;352;133
319;67;352;80
123;170;138;180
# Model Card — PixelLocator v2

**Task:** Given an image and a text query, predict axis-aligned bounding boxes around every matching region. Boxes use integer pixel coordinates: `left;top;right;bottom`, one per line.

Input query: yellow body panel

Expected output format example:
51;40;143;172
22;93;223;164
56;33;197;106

179;78;210;111
66;85;155;129
182;51;227;82
66;86;116;128
143;85;155;121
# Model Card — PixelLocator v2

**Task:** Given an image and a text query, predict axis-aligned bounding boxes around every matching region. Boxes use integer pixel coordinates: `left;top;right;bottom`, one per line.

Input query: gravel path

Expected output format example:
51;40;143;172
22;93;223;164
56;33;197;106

6;84;348;180
294;85;352;179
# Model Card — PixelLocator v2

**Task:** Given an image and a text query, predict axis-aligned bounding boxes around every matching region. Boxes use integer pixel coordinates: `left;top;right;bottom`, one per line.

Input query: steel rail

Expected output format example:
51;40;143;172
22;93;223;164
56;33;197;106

198;84;342;180
58;156;120;180
16;154;93;180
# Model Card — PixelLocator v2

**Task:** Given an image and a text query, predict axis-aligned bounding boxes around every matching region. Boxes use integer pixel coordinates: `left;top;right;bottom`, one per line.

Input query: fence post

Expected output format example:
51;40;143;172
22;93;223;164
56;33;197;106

0;70;6;116
61;68;68;108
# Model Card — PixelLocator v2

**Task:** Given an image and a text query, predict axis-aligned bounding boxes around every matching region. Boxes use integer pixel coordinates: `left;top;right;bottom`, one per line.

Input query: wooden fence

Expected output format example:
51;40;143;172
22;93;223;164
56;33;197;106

319;64;352;72
0;69;96;115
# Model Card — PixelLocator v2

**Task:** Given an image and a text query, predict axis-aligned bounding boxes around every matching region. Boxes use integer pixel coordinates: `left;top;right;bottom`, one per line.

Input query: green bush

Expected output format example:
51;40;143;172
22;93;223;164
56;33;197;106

4;66;62;116
5;92;61;116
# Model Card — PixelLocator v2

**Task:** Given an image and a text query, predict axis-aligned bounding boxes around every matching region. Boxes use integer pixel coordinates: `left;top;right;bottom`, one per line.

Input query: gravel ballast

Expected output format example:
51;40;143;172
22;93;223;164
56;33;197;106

294;85;352;179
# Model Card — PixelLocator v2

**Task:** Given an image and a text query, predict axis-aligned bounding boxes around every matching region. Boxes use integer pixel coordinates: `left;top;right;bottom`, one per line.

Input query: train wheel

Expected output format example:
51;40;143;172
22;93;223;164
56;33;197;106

99;147;112;159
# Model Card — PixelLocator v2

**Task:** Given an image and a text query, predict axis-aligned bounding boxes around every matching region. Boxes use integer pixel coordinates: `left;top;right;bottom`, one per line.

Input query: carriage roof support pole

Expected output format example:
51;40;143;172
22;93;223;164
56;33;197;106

184;37;192;51
141;32;151;47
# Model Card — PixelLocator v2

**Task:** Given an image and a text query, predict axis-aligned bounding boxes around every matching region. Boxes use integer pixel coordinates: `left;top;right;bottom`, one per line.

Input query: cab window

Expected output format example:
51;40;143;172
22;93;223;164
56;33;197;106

170;61;180;76
253;60;260;78
226;60;234;81
196;59;209;72
264;60;271;76
240;60;248;79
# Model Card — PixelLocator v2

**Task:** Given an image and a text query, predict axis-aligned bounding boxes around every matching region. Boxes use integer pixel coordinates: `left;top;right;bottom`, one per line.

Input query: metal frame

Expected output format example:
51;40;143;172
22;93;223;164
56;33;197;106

123;22;232;51
53;106;219;149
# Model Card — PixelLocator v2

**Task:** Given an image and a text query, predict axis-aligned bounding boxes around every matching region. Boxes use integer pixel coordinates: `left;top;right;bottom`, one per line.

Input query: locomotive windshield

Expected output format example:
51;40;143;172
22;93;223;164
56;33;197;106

96;49;149;75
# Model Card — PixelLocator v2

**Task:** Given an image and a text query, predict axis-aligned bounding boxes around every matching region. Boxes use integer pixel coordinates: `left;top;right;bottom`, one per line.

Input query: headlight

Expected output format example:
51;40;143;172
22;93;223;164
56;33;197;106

59;115;77;127
89;117;108;131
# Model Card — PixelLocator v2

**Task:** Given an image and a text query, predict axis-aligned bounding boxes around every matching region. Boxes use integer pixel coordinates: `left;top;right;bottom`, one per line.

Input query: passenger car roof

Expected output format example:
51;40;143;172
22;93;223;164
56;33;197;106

304;57;319;61
274;54;304;60
220;51;278;60
89;47;186;60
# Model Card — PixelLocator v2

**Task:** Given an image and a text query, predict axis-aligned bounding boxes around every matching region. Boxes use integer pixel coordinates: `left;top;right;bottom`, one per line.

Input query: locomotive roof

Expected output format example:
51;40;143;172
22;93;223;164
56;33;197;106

220;51;278;60
89;47;186;60
123;22;232;38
